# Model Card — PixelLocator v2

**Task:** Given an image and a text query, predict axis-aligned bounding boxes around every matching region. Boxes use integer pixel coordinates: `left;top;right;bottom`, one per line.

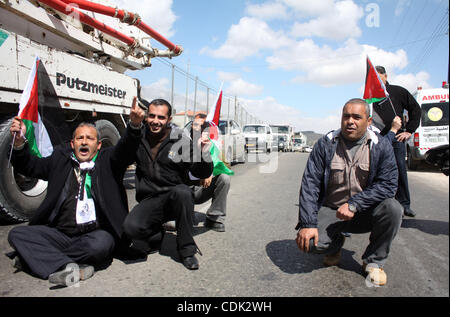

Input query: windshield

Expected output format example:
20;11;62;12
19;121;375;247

270;126;289;133
244;126;266;133
277;136;287;141
218;120;228;134
421;102;449;127
293;139;302;145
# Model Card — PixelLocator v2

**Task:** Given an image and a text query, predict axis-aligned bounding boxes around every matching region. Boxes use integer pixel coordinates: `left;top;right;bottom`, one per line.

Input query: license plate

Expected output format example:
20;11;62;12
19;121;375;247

425;136;447;143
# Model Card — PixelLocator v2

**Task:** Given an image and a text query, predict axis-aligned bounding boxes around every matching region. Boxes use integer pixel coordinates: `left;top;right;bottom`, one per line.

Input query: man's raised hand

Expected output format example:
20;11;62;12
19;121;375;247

130;97;146;127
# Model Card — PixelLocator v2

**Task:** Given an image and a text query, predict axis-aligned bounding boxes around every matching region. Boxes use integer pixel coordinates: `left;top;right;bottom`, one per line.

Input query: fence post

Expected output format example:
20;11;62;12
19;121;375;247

184;61;190;126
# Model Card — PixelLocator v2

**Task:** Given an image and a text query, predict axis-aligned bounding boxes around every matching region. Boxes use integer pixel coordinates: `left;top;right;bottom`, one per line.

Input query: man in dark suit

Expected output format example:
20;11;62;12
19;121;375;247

372;66;421;217
7;98;145;287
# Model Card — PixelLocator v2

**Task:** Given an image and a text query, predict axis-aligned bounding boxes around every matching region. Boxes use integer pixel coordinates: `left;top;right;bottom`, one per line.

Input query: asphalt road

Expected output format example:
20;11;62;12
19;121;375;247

0;151;448;299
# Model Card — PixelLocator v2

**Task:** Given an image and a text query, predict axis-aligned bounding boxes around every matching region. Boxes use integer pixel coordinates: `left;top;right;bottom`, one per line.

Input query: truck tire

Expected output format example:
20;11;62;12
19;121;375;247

0;118;48;223
95;120;120;148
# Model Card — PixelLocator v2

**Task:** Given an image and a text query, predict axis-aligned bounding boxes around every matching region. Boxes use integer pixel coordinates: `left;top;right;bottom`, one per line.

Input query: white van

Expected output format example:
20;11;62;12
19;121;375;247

406;83;449;170
243;124;273;153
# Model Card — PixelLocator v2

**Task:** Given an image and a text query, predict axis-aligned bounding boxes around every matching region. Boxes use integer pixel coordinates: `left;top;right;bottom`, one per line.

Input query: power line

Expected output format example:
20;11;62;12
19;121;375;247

406;9;449;73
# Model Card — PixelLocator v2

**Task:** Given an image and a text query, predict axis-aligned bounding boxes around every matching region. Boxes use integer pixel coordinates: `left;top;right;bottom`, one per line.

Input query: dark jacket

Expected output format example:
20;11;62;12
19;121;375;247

11;124;141;241
134;126;213;202
295;129;398;230
373;82;421;135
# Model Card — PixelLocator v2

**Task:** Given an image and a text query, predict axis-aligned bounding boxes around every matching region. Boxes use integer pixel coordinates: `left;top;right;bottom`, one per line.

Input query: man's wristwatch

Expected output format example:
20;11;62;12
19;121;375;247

348;203;357;213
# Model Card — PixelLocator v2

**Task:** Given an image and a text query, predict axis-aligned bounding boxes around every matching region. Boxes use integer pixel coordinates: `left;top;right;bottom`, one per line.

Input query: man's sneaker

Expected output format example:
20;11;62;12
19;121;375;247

48;263;94;287
403;207;416;217
363;263;387;286
323;249;341;267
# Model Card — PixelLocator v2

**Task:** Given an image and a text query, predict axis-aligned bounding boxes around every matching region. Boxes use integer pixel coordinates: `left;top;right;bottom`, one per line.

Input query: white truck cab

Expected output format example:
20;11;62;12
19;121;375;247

243;124;273;153
406;82;449;170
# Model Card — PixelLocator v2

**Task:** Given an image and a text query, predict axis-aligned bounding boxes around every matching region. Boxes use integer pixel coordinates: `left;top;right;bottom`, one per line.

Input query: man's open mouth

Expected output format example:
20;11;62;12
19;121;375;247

79;146;90;155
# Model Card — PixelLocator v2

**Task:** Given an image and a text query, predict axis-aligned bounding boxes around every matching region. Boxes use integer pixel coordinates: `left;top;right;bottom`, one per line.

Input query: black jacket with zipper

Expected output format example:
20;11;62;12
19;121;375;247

11;124;142;242
372;81;421;135
134;125;213;202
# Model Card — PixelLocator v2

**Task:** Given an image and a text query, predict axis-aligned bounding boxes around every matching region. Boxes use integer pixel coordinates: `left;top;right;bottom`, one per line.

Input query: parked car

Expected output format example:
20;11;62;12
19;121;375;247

304;146;313;153
243;124;273;153
184;119;246;165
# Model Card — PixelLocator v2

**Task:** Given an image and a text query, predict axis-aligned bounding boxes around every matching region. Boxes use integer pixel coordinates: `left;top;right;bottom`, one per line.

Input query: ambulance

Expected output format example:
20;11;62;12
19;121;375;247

406;82;449;170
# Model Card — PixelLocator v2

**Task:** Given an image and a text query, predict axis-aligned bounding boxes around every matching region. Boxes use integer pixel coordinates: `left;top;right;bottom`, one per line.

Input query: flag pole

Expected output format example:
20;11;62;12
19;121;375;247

386;96;398;116
7;132;16;168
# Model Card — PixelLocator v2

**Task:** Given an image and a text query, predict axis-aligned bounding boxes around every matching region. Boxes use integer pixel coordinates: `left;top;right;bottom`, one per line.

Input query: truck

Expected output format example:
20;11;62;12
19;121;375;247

269;124;294;152
406;82;449;170
0;0;183;222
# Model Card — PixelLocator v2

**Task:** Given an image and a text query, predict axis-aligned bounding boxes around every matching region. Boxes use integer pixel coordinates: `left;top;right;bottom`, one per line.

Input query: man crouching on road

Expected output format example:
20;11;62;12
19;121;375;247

123;99;213;270
295;98;403;286
8;97;145;287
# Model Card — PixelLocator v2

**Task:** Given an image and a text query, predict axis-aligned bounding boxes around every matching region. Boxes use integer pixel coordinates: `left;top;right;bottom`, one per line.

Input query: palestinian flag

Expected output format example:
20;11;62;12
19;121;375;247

17;56;53;158
363;56;389;104
206;85;234;176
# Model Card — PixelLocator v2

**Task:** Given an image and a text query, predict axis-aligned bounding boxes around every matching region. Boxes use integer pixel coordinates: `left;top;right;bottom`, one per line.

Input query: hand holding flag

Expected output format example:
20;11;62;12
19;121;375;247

10;117;27;147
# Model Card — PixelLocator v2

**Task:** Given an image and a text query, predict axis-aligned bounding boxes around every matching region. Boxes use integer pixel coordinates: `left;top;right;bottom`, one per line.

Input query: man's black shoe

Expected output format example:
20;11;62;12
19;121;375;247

182;255;199;270
204;218;225;232
404;207;416;217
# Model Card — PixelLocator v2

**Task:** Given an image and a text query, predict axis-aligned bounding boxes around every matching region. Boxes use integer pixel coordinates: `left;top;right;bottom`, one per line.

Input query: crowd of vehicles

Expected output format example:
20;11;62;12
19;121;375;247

406;82;449;171
184;119;246;165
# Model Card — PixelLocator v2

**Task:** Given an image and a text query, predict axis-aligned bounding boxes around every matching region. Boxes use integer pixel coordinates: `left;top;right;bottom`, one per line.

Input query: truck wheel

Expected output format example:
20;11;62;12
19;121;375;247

0;118;48;223
407;147;419;170
95;120;120;148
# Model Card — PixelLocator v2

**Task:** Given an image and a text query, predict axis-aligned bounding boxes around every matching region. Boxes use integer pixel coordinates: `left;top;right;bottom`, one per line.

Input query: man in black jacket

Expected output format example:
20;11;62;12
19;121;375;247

372;66;421;217
123;99;213;270
8;98;145;287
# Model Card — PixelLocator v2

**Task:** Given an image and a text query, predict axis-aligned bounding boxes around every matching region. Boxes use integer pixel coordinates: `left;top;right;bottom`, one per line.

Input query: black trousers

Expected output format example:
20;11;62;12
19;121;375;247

8;225;115;279
123;184;197;258
392;140;410;209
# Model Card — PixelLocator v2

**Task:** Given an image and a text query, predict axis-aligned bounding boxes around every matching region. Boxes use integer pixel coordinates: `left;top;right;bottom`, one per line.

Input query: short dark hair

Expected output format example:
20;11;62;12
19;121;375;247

343;98;370;118
375;65;386;74
148;98;172;117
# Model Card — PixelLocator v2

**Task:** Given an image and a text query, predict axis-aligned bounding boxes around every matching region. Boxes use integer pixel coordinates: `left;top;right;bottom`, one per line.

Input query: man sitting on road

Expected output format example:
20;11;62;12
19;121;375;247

8;98;145;287
189;113;231;232
295;98;403;286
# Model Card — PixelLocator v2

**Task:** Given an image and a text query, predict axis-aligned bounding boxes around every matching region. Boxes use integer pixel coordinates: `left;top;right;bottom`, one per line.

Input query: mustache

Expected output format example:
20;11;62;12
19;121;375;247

77;145;90;152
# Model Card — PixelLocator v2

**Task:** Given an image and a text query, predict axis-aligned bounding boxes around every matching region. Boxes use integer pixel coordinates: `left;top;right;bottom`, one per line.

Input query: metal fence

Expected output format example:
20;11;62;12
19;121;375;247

140;57;265;129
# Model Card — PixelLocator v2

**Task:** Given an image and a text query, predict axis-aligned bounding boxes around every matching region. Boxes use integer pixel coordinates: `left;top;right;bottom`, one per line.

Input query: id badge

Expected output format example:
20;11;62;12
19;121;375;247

76;190;96;224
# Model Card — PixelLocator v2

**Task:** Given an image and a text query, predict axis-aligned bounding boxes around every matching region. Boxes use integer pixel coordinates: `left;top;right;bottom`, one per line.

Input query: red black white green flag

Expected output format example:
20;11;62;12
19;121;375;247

363;56;389;104
206;84;234;176
17;56;53;158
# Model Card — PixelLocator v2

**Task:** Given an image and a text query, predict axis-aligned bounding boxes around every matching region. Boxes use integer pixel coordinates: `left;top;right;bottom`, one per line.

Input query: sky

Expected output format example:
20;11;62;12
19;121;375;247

109;0;448;134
